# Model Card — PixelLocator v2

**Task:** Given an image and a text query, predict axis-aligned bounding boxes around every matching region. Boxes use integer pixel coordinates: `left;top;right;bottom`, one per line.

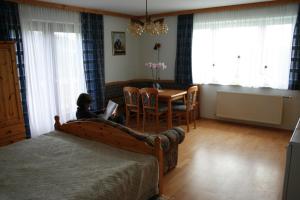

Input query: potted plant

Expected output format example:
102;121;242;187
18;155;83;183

145;42;167;89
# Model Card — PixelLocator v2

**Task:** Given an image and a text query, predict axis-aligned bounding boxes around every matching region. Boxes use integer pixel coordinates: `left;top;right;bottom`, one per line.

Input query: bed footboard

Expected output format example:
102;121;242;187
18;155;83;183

54;116;164;195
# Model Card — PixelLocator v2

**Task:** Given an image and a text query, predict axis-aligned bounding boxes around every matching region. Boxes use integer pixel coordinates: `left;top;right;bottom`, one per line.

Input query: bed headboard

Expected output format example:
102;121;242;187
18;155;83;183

54;116;164;195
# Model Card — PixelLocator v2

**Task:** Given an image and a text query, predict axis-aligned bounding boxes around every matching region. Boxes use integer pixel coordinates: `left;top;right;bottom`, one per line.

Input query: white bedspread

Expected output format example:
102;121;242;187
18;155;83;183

0;131;158;200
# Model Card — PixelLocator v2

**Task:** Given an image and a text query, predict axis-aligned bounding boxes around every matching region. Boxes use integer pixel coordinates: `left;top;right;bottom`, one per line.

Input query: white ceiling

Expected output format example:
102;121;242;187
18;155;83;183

39;0;272;16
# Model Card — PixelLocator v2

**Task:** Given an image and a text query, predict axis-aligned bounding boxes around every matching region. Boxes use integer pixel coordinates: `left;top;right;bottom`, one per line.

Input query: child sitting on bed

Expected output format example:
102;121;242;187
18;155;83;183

76;93;124;125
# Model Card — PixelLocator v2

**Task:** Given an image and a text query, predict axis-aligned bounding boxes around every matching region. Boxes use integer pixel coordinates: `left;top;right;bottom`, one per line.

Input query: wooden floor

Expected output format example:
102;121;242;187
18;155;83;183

130;119;292;200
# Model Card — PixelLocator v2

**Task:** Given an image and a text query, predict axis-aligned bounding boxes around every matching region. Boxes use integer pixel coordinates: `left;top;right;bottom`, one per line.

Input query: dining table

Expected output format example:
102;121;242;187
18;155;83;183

158;89;187;129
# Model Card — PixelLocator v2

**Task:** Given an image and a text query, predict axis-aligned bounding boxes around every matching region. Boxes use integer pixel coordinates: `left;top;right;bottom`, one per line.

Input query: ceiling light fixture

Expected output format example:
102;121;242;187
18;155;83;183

127;0;168;37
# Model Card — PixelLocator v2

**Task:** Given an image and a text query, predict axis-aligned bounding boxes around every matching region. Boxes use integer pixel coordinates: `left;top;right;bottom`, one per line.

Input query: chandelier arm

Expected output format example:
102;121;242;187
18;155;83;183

131;18;144;26
153;18;164;23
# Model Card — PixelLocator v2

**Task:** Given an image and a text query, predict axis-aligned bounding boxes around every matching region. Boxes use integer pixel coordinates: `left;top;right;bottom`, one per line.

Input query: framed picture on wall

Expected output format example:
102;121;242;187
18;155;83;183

111;31;126;56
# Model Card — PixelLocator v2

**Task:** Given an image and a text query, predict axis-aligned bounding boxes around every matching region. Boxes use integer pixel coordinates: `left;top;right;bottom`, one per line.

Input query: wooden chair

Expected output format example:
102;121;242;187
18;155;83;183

123;87;140;128
140;88;168;133
173;85;198;132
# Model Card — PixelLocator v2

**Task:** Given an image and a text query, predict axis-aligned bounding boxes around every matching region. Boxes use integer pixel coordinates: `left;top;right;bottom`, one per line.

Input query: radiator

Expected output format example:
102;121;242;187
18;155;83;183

216;91;283;125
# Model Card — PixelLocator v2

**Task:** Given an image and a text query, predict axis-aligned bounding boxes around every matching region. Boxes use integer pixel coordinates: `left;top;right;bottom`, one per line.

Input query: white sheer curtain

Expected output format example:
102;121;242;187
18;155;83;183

192;4;298;89
19;4;87;137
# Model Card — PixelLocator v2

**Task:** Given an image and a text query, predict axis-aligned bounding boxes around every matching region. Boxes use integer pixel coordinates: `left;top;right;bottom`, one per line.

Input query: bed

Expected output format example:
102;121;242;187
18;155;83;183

0;116;164;200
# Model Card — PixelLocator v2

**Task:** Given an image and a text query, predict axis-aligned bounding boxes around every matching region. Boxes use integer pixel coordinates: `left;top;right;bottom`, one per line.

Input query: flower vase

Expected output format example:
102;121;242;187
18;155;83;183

153;82;162;89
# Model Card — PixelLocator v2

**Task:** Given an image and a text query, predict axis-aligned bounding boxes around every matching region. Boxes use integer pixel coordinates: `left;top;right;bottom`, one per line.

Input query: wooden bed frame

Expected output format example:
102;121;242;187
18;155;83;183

54;116;164;195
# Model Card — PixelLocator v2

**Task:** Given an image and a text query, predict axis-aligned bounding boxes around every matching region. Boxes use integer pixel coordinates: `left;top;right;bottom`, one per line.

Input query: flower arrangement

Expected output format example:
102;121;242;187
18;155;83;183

145;62;167;81
145;42;167;84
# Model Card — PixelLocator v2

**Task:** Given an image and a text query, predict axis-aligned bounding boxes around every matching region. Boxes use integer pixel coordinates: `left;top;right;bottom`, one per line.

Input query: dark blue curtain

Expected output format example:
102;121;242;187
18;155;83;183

0;1;31;138
289;5;300;90
81;13;105;112
175;14;194;86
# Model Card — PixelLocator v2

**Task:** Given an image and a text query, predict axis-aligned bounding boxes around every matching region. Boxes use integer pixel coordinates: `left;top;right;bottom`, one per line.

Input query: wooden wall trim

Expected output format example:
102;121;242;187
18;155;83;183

8;0;300;20
105;79;175;86
147;0;300;18
8;0;133;19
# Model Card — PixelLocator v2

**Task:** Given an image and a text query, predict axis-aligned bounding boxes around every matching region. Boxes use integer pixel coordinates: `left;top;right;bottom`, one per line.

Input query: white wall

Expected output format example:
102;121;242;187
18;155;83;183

200;84;300;130
103;15;300;130
138;16;177;80
103;16;177;82
136;16;300;130
103;16;140;82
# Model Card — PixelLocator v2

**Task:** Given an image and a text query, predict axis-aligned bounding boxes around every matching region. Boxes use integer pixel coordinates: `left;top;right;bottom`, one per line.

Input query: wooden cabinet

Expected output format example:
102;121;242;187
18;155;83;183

0;41;25;146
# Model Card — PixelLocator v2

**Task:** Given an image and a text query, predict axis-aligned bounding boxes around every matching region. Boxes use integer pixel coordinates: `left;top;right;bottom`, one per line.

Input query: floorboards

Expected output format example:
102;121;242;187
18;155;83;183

129;118;292;200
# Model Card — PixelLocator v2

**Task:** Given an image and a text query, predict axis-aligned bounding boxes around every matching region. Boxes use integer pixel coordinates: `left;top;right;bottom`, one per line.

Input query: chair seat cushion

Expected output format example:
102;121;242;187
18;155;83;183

146;105;168;113
128;106;139;112
158;105;168;112
172;104;187;111
172;99;185;106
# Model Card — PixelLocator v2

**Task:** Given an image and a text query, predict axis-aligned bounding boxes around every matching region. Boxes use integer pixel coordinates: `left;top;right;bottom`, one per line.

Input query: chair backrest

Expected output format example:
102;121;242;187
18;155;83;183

186;85;198;111
123;87;140;109
139;88;159;112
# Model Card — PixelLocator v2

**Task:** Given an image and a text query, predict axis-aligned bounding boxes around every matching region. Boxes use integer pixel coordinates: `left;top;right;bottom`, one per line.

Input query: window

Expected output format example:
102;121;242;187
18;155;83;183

20;5;87;137
192;4;298;89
